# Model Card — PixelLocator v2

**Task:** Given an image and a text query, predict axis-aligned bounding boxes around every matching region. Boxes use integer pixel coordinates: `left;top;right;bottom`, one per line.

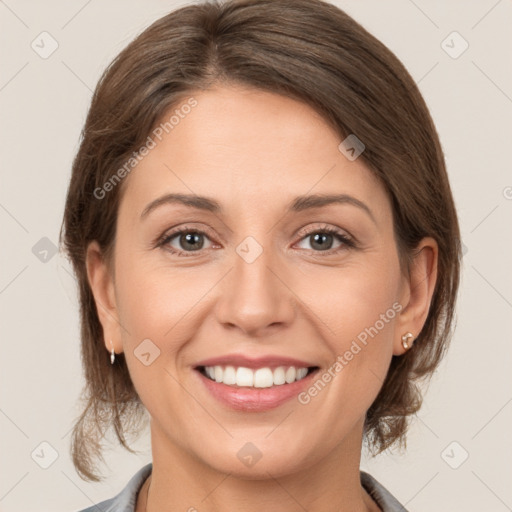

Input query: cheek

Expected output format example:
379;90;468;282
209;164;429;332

114;247;204;337
301;252;401;411
112;255;203;421
311;251;401;347
113;251;225;394
112;252;192;374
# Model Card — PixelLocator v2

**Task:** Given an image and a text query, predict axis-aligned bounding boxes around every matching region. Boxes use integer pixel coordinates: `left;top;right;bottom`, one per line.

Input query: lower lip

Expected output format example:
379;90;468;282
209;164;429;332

195;368;318;412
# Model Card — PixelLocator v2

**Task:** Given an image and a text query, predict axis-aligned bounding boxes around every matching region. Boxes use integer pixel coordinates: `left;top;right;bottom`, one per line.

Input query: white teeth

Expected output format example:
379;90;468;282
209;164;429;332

285;366;296;383
296;367;308;380
223;365;237;385
202;365;311;387
273;366;286;385
254;368;274;388
236;367;254;386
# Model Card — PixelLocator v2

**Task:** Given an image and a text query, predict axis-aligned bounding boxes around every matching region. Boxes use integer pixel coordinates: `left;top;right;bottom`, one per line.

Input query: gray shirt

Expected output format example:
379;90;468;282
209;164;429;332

75;463;408;512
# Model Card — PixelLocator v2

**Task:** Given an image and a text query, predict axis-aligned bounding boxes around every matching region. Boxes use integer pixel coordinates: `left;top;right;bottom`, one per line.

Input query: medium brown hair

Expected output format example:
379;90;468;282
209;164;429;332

60;0;461;482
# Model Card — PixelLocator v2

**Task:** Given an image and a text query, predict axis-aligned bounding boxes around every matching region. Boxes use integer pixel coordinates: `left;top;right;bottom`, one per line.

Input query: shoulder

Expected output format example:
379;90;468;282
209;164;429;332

75;497;115;512
360;471;408;512
74;463;153;512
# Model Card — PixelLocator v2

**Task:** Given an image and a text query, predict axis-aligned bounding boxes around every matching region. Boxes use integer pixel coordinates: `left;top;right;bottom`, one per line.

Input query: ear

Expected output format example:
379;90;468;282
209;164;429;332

86;240;123;355
393;237;438;356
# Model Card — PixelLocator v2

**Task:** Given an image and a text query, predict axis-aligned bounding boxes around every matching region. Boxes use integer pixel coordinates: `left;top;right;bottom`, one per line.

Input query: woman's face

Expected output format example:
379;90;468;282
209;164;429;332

89;85;430;477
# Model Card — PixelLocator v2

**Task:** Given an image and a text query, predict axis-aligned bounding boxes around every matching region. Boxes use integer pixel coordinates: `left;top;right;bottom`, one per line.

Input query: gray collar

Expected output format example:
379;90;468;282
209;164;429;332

77;463;408;512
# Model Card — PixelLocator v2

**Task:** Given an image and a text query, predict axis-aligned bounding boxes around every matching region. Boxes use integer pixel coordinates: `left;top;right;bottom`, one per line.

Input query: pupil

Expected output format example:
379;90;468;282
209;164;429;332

182;232;203;251
312;233;332;251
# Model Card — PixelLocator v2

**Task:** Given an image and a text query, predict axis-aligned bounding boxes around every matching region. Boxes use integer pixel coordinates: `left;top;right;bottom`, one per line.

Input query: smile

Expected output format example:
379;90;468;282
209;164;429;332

194;364;320;412
199;365;317;388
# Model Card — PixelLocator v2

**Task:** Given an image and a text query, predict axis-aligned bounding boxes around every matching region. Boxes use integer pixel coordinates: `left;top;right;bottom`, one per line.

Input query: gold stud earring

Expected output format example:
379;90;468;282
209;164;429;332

401;332;414;351
110;339;115;365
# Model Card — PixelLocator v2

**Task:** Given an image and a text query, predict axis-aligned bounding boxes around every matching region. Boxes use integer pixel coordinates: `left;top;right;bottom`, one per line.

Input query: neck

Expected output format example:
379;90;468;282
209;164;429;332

139;418;380;512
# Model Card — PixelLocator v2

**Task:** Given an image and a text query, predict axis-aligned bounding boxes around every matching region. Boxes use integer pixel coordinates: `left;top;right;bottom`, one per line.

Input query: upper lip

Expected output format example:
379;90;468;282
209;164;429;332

194;354;318;370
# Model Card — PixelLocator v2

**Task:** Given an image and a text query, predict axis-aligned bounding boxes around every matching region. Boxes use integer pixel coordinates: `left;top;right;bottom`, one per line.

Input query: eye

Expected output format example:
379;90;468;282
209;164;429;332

157;225;215;257
295;225;355;254
156;223;355;258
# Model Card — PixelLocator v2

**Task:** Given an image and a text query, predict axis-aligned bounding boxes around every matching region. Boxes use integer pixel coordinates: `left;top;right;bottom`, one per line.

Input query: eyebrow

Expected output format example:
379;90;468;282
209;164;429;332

140;192;376;224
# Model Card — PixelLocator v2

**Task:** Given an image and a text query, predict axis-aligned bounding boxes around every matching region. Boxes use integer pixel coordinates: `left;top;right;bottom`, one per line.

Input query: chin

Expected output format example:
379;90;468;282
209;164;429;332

196;438;315;480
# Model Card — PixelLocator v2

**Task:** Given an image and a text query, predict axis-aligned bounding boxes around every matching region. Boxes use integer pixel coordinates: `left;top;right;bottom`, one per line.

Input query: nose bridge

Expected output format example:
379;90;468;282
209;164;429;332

215;231;294;335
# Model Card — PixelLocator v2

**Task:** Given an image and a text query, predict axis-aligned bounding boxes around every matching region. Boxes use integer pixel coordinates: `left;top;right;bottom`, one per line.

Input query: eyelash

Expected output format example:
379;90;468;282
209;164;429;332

156;224;355;258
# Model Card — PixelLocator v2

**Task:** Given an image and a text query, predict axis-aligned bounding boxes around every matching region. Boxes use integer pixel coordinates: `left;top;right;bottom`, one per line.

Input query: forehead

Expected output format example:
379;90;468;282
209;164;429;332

118;85;390;221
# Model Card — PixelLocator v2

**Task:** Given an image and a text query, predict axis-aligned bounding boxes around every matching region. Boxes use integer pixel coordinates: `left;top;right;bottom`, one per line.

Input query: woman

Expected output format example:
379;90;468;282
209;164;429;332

61;0;461;510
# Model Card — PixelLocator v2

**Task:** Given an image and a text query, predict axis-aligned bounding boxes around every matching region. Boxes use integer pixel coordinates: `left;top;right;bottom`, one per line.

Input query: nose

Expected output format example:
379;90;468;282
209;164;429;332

214;241;296;337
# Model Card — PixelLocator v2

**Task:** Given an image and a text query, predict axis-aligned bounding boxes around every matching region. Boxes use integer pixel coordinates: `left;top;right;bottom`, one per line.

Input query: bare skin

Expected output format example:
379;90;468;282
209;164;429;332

87;84;437;512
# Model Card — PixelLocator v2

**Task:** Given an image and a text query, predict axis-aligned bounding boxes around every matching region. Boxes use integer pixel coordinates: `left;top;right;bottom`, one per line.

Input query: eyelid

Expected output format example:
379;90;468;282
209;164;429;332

156;223;216;243
295;223;352;240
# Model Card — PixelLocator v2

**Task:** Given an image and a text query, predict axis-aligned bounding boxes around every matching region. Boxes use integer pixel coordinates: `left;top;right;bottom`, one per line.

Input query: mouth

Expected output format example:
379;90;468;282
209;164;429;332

193;364;320;412
196;364;319;388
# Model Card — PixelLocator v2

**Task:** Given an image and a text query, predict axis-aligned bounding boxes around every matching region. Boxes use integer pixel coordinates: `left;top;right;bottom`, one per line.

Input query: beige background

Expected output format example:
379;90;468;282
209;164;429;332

1;1;511;511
